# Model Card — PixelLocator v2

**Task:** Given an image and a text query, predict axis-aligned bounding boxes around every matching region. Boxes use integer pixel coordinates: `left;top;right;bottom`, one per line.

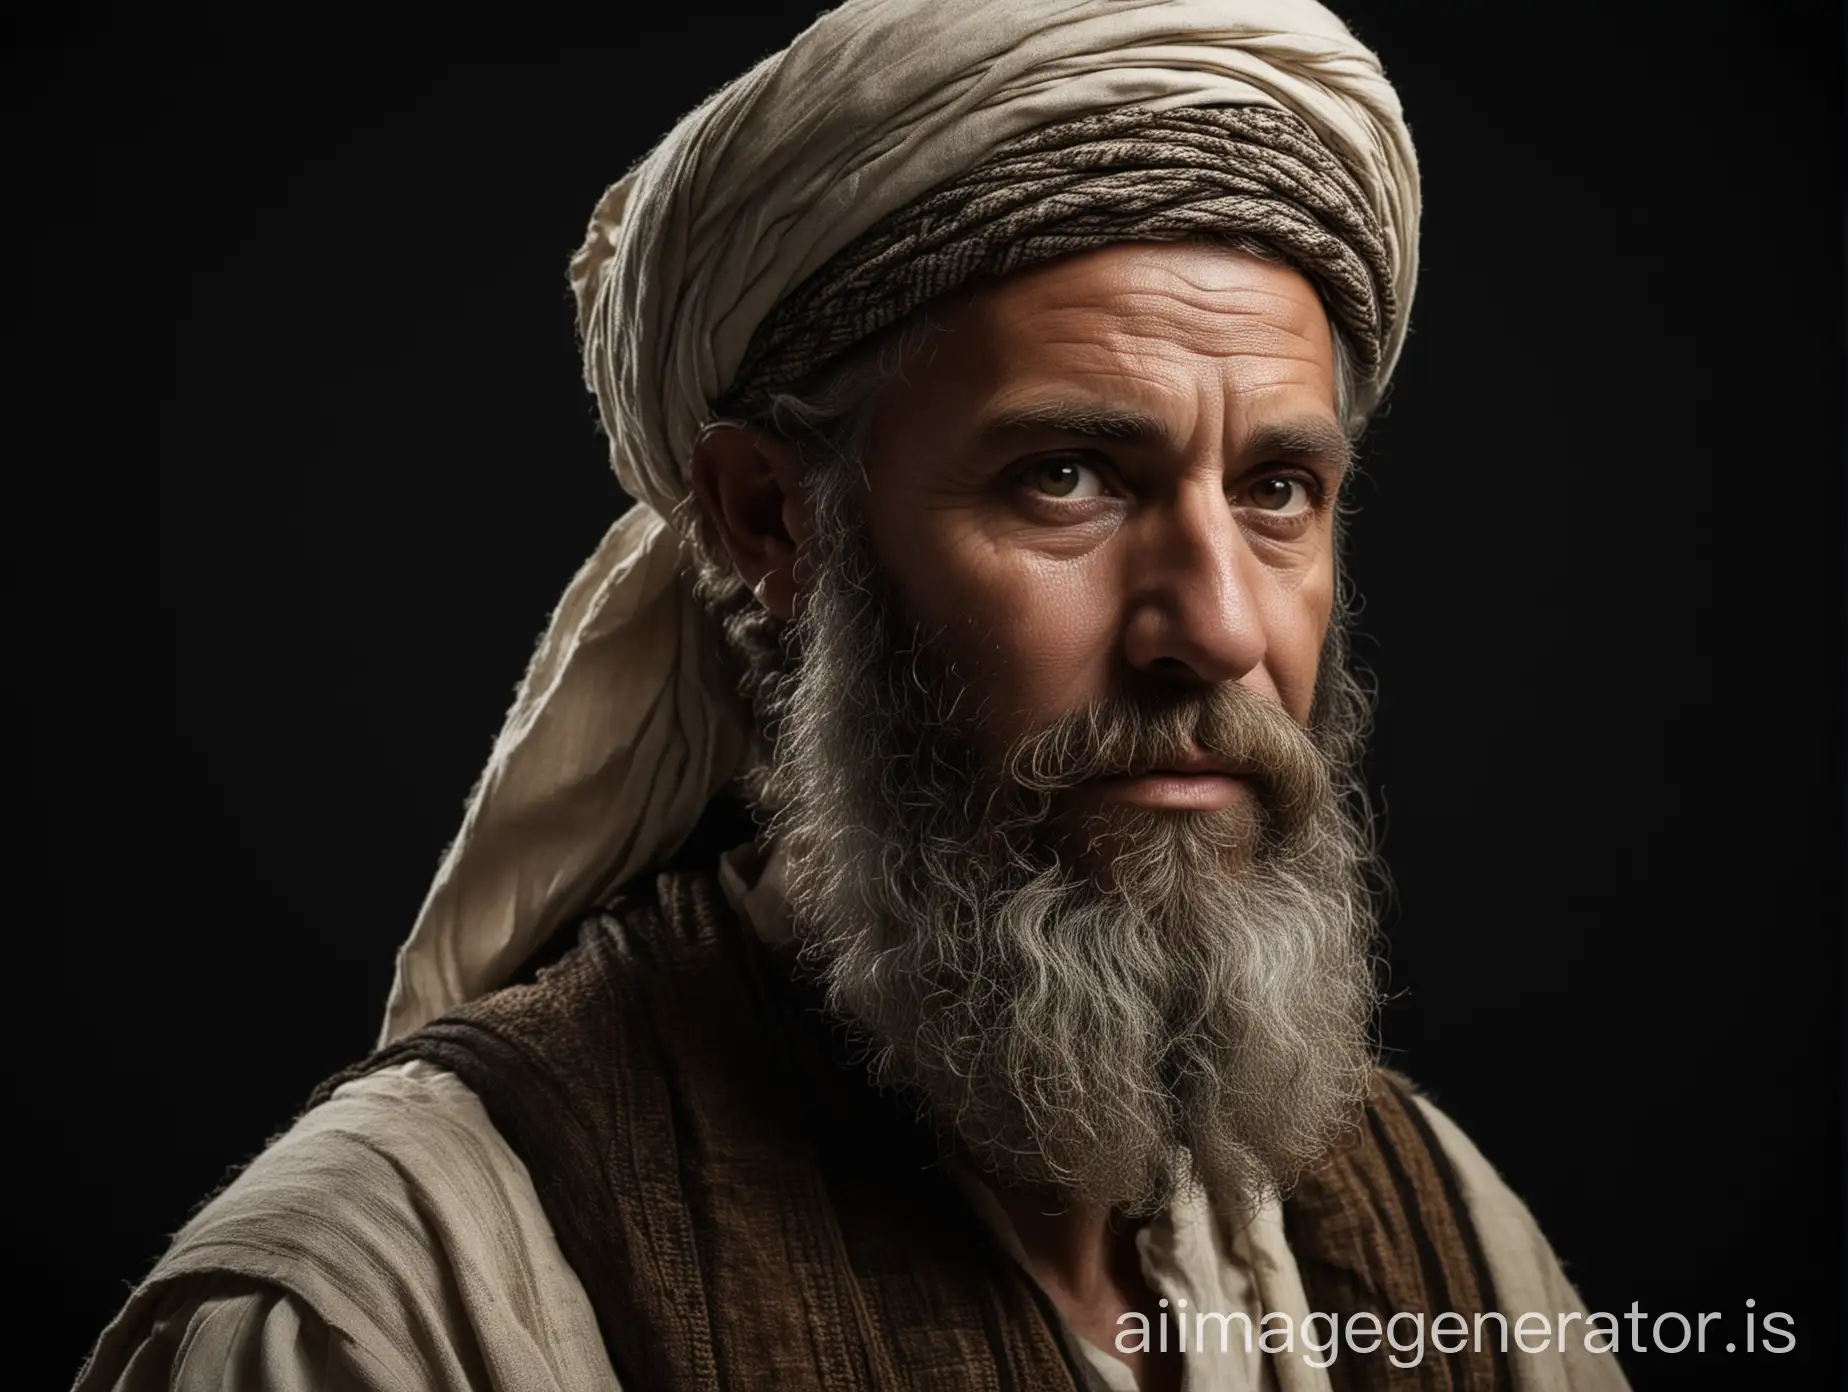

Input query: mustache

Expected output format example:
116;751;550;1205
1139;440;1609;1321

998;682;1333;832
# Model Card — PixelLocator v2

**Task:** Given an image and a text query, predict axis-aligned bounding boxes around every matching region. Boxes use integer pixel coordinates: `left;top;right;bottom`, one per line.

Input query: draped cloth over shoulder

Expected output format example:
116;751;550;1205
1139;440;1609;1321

380;0;1422;1044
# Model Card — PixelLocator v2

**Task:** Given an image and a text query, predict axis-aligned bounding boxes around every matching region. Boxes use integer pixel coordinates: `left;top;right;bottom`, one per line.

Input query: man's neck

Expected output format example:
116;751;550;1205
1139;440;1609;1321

985;1178;1181;1392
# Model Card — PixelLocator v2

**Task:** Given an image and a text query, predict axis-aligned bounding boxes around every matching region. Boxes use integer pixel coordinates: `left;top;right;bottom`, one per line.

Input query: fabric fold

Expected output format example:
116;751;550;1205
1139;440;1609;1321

381;507;747;1042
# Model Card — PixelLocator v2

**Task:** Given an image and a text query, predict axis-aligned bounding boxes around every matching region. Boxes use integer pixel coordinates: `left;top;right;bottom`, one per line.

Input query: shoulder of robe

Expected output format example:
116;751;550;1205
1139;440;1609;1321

70;1276;392;1391
1408;1088;1635;1391
72;1062;621;1392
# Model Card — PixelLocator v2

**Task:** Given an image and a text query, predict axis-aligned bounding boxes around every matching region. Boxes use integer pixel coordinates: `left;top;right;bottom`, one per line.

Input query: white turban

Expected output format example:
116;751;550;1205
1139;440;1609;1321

380;0;1420;1043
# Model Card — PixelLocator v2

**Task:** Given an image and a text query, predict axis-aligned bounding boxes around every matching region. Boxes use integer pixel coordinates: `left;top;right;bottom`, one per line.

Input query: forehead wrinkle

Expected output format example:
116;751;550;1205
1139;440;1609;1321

934;253;1340;462
1082;256;1326;322
974;342;1333;464
1000;298;1329;371
1009;327;1332;431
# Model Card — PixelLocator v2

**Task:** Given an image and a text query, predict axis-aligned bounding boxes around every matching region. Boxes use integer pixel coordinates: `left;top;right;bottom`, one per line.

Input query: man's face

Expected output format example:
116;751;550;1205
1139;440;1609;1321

737;242;1376;1216
856;243;1349;791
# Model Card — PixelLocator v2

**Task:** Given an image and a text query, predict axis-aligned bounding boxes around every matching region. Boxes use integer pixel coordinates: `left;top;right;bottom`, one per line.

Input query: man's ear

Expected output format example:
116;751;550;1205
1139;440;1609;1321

689;423;809;621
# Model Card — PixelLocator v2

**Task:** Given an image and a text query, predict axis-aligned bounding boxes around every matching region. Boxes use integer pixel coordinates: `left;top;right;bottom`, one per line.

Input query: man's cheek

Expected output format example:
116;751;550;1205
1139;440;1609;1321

990;620;1117;746
1254;577;1334;724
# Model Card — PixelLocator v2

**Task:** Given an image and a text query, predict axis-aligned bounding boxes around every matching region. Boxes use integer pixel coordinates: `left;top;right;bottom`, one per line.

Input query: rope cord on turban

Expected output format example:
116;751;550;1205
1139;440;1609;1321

723;105;1393;419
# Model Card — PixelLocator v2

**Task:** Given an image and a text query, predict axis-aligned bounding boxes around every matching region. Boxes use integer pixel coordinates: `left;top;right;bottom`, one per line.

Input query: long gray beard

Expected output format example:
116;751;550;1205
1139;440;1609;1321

759;475;1381;1216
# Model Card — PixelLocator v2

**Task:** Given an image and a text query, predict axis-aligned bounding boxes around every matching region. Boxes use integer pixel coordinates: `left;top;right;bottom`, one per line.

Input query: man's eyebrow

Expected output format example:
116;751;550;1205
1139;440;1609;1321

976;399;1179;449
1242;417;1353;474
975;401;1352;472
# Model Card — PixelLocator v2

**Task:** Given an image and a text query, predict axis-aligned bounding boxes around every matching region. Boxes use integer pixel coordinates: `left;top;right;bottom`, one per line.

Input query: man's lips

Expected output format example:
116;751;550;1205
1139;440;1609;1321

1081;751;1255;811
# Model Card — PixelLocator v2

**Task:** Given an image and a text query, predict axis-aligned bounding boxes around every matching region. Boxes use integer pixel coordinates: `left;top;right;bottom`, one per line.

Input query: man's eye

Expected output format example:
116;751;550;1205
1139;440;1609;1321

1019;456;1106;500
1245;476;1312;515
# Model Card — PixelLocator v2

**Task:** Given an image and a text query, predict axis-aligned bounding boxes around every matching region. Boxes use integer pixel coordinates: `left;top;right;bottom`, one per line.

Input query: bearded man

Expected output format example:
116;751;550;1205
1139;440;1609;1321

76;3;1630;1390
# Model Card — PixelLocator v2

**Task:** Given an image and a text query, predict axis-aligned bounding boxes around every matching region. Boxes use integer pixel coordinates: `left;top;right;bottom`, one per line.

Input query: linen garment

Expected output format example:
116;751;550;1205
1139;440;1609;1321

75;848;1630;1392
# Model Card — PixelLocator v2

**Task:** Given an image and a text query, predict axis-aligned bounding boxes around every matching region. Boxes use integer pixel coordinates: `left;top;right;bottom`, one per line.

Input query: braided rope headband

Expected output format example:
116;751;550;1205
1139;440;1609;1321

722;104;1393;418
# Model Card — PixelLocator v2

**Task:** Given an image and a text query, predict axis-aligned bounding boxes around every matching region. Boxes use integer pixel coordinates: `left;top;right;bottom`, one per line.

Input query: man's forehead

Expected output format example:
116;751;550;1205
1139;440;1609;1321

950;240;1328;328
897;243;1343;453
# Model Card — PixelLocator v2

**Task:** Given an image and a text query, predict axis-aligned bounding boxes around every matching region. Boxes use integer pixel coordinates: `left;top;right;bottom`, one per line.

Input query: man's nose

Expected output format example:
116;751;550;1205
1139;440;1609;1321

1119;486;1267;686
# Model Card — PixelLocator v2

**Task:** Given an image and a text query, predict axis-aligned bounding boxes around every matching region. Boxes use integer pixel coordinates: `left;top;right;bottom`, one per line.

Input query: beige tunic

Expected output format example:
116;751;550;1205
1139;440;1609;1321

74;851;1630;1391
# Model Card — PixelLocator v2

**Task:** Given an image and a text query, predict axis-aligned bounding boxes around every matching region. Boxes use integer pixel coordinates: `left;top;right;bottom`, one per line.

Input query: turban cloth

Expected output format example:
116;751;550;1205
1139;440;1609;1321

379;0;1421;1043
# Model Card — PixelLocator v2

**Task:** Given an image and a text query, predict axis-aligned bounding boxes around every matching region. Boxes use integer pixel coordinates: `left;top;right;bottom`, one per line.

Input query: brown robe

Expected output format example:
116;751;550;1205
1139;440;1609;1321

313;868;1512;1392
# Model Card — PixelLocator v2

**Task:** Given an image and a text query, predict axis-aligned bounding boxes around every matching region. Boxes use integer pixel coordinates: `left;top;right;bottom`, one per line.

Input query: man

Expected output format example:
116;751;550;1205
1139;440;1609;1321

76;2;1629;1389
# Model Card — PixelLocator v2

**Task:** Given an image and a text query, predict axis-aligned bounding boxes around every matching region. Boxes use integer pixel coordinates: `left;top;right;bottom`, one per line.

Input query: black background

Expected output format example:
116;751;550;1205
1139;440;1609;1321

14;5;1845;1388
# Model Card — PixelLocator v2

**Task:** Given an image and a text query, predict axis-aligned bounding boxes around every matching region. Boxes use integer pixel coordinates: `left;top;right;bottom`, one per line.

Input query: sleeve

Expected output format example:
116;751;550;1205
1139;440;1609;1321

1414;1096;1632;1392
84;1279;380;1392
70;1062;623;1392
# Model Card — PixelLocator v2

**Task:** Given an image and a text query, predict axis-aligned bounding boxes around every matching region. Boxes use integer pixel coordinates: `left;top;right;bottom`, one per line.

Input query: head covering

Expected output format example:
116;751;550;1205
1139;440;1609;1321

723;102;1394;417
379;0;1421;1044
